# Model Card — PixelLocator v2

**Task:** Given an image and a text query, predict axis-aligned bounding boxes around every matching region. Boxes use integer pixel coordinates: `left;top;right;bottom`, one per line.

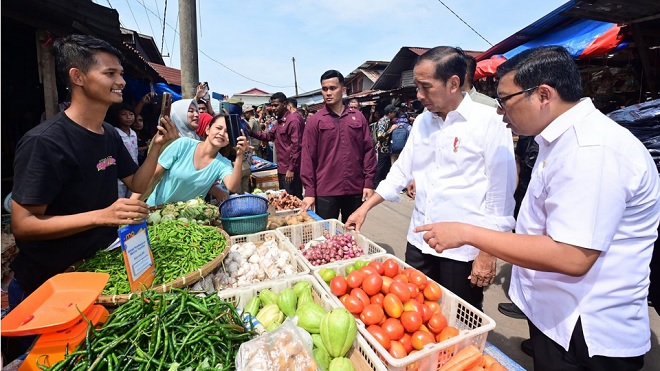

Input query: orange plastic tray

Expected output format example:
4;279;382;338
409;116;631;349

1;272;109;336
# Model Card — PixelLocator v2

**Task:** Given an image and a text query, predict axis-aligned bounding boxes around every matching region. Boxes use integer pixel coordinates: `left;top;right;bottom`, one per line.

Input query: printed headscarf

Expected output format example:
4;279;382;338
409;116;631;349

170;98;200;140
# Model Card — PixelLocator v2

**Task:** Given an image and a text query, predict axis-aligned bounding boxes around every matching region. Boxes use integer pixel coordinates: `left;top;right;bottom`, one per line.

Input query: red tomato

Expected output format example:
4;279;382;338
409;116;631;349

403;299;423;313
367;325;391;350
389;281;411;302
423;281;442;301
360;266;378;277
383;293;404;318
346;270;365;289
343;294;365;314
420;303;433;323
393;274;409;284
427;312;448;334
382;258;399;278
407;283;420;299
415;292;425;303
418;324;431;333
400;311;423;333
411;330;435;350
381;276;393;295
408;269;428;289
360;304;385;326
437;326;459;342
370;293;385;306
425;300;441;314
381;318;405;340
362;273;383;296
330;276;348;296
368;260;384;275
388;340;408;359
340;294;350;306
399;333;413;353
351;287;370;308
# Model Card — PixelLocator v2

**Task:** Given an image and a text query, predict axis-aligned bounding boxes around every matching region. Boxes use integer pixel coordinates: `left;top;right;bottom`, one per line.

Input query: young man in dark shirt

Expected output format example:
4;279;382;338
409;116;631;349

9;35;177;306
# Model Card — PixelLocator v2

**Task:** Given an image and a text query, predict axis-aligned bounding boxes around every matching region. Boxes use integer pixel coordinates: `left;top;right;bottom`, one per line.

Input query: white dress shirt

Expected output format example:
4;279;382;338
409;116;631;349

510;98;660;357
376;94;516;261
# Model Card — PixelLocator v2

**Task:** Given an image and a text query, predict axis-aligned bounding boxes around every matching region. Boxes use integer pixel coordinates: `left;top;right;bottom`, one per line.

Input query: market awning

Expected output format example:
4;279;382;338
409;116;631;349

474;19;627;79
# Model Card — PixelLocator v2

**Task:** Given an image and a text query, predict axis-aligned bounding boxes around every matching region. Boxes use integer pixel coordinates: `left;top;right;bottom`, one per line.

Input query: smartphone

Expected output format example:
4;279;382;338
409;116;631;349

227;114;243;147
159;92;172;120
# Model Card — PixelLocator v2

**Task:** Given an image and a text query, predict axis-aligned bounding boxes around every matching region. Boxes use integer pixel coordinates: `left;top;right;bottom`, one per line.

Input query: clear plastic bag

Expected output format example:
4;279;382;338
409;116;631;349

235;317;317;371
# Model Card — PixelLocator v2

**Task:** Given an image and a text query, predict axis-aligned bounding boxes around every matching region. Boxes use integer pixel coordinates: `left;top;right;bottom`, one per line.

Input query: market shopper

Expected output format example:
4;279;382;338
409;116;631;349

171;99;201;140
142;114;249;206
9;34;178;309
113;105;140;198
416;46;660;370
249;92;304;199
373;104;398;188
300;70;377;222
345;47;516;311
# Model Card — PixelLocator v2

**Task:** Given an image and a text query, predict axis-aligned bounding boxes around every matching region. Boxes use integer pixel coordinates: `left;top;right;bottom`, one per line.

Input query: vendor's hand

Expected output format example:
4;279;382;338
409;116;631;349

285;170;294;184
142;92;157;103
301;197;315;212
234;130;251;157
152;115;179;148
362;188;374;202
406;180;416;199
469;252;497;287
99;198;150;226
345;207;368;233
414;222;467;254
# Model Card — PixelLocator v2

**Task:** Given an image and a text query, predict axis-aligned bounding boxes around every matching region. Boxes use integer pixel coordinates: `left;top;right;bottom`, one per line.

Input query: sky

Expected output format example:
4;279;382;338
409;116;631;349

95;0;567;98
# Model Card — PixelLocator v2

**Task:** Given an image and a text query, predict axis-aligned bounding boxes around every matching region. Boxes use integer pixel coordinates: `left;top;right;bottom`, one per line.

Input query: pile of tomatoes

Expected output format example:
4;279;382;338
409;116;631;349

324;257;459;360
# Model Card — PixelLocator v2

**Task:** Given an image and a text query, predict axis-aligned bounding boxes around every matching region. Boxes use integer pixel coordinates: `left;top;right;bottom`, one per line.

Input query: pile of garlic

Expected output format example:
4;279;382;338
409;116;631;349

213;237;295;290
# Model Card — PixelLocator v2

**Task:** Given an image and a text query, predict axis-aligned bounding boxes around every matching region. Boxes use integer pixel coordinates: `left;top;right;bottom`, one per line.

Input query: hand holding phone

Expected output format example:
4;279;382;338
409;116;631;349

159;92;172;119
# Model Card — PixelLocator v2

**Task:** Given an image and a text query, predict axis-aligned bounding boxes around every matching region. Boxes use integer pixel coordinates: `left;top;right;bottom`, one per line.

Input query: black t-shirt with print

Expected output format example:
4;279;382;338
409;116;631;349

11;111;138;293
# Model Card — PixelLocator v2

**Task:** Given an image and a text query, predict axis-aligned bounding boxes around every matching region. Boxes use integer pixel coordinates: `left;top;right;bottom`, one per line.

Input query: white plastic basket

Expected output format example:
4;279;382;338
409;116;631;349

216;275;387;371
213;231;309;290
312;254;496;371
276;219;387;271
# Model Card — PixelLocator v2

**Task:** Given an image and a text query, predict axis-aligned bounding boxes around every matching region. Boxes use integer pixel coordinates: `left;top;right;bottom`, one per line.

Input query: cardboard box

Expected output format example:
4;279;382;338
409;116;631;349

250;169;279;191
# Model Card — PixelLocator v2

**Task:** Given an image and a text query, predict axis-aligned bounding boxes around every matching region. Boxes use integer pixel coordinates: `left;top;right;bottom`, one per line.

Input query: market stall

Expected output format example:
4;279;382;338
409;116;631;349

1;195;526;371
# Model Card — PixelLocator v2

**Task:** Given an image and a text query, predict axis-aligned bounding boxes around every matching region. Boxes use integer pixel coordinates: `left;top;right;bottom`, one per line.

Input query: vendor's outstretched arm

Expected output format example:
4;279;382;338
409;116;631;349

415;223;600;276
11;199;149;241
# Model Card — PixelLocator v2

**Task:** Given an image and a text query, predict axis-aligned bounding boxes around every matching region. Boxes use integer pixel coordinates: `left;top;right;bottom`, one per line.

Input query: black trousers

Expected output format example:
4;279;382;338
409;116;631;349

277;172;303;200
405;242;484;311
528;318;644;371
315;194;363;223
374;150;391;188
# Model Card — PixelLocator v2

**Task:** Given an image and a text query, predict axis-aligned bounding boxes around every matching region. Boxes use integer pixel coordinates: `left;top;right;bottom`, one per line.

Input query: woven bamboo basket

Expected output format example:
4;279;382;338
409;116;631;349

72;228;230;306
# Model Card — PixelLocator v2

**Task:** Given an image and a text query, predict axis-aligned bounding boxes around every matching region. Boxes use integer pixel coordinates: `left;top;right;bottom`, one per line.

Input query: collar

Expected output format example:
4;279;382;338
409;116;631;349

322;104;348;117
537;98;594;145
433;92;471;123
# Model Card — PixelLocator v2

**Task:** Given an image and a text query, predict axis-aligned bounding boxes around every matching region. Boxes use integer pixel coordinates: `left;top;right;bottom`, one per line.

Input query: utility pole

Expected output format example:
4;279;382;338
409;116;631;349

179;0;199;98
292;57;299;96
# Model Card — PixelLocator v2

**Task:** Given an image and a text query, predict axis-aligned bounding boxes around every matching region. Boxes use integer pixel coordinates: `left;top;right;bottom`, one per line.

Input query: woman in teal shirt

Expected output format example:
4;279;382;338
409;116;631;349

146;114;248;206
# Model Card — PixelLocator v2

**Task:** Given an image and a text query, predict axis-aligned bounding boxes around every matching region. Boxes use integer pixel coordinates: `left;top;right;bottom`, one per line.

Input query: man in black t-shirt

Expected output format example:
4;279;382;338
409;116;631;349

9;35;178;306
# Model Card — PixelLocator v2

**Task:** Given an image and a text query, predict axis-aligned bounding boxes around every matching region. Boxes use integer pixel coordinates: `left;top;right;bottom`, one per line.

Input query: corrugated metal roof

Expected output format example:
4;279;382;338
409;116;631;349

147;62;181;86
238;88;271;95
564;0;660;24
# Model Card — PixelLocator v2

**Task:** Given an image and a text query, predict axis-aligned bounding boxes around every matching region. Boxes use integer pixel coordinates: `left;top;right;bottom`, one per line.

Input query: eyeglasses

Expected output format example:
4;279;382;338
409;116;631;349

495;86;539;110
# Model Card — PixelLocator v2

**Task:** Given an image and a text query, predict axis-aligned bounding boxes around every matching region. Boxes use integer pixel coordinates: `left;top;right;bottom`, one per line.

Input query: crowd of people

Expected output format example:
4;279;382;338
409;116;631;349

6;33;660;371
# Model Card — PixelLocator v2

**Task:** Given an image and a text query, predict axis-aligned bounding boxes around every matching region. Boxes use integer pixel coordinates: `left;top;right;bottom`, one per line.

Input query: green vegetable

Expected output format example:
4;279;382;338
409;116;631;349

148;197;219;226
312;334;327;353
255;303;284;329
297;288;314;308
353;259;368;270
313;347;332;371
259;289;278;306
266;320;282;332
318;268;337;283
320;308;357;358
277;288;297;317
329;357;355;371
296;302;327;334
244;296;260;317
293;281;311;296
345;265;356;275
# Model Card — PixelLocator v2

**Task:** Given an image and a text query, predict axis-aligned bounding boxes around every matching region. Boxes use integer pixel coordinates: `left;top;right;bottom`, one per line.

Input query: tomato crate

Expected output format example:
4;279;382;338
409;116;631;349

276;219;387;271
212;230;309;291
312;254;496;371
216;274;387;371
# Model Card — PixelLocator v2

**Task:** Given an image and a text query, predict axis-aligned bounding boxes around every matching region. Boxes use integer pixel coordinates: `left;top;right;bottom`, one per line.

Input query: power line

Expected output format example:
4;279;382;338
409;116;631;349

198;49;294;89
138;0;156;40
161;0;168;54
169;8;178;64
436;0;492;47
124;0;141;33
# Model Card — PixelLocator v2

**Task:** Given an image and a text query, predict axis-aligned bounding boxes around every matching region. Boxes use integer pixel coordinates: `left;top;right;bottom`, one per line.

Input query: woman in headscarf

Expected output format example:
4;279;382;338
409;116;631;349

170;98;200;140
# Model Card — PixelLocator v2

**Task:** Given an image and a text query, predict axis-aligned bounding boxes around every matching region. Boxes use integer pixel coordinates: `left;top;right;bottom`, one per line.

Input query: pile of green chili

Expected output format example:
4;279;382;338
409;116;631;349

41;289;254;371
75;220;227;295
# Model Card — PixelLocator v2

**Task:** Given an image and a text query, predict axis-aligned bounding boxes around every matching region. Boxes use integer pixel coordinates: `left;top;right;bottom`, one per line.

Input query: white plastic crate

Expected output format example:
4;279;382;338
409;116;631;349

213;231;309;290
216;275;387;371
276;219;387;271
312;254;496;371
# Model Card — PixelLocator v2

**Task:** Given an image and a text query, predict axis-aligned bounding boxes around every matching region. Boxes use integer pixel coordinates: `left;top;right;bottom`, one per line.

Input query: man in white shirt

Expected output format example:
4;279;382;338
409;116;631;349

416;46;659;370
346;46;517;311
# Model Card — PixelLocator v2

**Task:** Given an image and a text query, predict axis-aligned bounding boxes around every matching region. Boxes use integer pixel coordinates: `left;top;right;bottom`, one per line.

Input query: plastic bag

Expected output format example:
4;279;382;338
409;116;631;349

235;317;317;371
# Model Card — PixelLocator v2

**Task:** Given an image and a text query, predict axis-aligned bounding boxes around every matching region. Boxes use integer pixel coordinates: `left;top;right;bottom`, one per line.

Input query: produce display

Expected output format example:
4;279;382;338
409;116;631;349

42;289;254;370
299;234;364;266
212;237;295;290
75;220;227;295
319;258;459;359
266;212;316;230
242;281;359;371
147;197;219;225
266;190;302;211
